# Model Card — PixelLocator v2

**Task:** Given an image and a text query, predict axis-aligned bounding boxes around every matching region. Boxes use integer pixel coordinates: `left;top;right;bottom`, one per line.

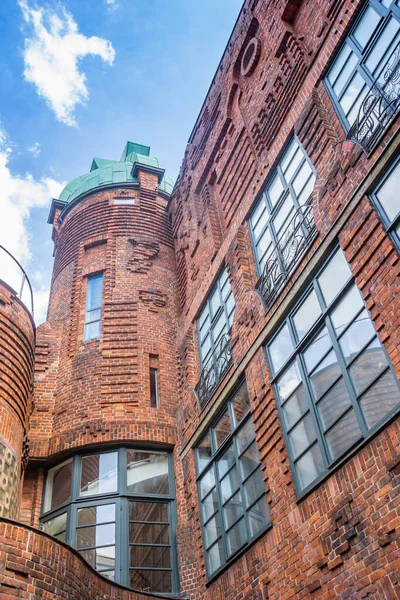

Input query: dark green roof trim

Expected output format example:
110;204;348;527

47;198;68;224
131;162;165;184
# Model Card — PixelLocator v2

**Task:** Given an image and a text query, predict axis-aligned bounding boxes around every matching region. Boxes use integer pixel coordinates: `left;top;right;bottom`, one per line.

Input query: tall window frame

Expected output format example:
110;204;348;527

266;247;400;497
84;273;103;340
40;448;179;595
248;135;316;278
369;154;400;251
325;0;400;132
195;380;272;580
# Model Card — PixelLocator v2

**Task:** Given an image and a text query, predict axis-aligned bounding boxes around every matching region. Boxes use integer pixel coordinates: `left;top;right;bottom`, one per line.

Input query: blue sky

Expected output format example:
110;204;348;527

0;0;242;322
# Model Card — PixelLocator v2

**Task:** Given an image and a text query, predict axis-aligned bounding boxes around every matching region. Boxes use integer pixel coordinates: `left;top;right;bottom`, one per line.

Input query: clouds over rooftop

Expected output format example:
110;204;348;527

19;0;115;126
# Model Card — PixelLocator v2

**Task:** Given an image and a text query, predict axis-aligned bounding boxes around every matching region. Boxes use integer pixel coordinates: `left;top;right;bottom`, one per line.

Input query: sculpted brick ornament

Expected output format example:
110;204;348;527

139;289;167;312
127;238;160;273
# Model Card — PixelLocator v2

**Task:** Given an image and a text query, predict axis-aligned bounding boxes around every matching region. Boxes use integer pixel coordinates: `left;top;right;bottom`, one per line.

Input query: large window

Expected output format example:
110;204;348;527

195;381;271;579
84;274;103;340
266;248;400;495
325;0;400;131
41;448;179;595
370;156;400;250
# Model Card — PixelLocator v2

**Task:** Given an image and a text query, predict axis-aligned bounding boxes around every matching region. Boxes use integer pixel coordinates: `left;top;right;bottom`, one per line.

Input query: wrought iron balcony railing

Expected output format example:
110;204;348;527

255;196;317;311
195;332;233;409
347;40;400;155
0;245;34;314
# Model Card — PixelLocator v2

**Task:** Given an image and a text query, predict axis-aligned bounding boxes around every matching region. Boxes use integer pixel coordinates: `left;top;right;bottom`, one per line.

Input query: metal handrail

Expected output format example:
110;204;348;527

195;332;233;408
346;39;400;155
255;196;317;311
0;245;34;314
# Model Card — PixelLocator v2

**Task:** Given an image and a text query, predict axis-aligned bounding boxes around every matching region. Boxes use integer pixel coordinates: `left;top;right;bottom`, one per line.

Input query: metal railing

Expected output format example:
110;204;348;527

347;40;400;155
255;196;317;311
0;245;34;314
195;332;233;408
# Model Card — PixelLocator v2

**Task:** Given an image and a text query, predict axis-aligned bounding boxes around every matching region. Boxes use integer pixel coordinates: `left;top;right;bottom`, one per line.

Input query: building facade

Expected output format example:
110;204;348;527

1;0;400;598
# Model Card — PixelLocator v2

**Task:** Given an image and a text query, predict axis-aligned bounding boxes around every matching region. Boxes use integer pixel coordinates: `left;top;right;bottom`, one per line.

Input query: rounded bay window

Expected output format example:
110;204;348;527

40;448;178;595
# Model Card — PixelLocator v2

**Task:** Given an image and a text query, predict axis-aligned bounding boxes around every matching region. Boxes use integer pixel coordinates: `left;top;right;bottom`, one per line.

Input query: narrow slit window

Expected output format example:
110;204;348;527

84;274;103;340
150;368;159;408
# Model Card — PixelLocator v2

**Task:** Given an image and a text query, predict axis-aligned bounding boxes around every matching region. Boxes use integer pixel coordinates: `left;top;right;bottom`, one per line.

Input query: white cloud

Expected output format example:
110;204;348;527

105;0;120;12
0;128;65;324
28;141;41;157
19;1;115;127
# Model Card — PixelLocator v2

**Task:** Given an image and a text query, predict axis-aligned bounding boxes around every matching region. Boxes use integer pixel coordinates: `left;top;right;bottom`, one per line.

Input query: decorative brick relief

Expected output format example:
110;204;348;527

139;289;167;312
127;239;160;273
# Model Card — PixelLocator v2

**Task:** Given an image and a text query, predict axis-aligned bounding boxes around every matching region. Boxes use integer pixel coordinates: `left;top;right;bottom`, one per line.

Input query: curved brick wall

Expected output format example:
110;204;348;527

30;178;180;457
0;518;186;600
0;281;35;518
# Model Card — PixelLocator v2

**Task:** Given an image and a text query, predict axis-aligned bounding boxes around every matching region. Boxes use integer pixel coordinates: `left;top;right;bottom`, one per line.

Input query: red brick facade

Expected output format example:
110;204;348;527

1;0;400;598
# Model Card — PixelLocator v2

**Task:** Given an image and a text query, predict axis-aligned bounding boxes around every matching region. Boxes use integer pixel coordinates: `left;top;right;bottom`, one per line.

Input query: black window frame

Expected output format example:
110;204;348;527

369;153;400;251
325;0;400;132
248;134;317;278
265;245;400;498
194;380;272;581
40;447;180;595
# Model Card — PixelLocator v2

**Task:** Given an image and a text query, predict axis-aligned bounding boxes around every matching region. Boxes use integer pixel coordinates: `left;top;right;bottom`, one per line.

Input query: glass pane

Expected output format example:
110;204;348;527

236;418;256;454
293;290;321;341
267;173;284;207
256;228;272;262
86;308;101;323
332;51;358;96
77;504;115;527
198;433;213;471
198;305;209;330
251;198;267;230
317;377;352;431
130;522;169;545
218;444;235;479
210;287;221;319
292;160;313;197
80;546;115;571
226;518;246;556
204;513;222;547
365;17;400;75
272;195;295;234
76;523;115;549
87;274;103;310
231;382;250;426
326;409;361;461
41;512;67;538
283;145;303;183
80;452;118;496
282;385;309;429
220;466;239;502
223;490;244;529
127;451;169;495
303;327;332;373
206;540;224;574
349;338;388;395
129;502;168;523
346;83;368;126
214;410;232;448
130;569;172;594
289;413;316;458
45;459;72;511
277;361;302;402
240;441;261;480
269;324;294;373
243;468;265;507
310;350;342;400
253;205;269;239
100;570;115;581
331;285;364;335
328;44;353;86
297;172;316;206
295;443;325;490
339;309;376;363
202;488;219;521
318;249;352;306
213;311;226;342
248;497;271;536
353;5;381;49
130;545;171;569
199;468;215;498
84;320;101;340
340;72;365;117
376;161;400;221
360;370;400;428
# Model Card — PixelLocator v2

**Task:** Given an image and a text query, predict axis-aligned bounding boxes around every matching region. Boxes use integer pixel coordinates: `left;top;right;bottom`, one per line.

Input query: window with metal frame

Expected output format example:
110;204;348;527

266;247;400;495
196;267;235;406
195;380;271;579
369;155;400;251
325;0;400;133
84;273;103;340
248;137;316;308
41;448;179;595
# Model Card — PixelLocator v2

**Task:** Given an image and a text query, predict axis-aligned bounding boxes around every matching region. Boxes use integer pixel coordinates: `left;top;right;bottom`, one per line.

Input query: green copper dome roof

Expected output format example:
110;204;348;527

59;141;174;203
